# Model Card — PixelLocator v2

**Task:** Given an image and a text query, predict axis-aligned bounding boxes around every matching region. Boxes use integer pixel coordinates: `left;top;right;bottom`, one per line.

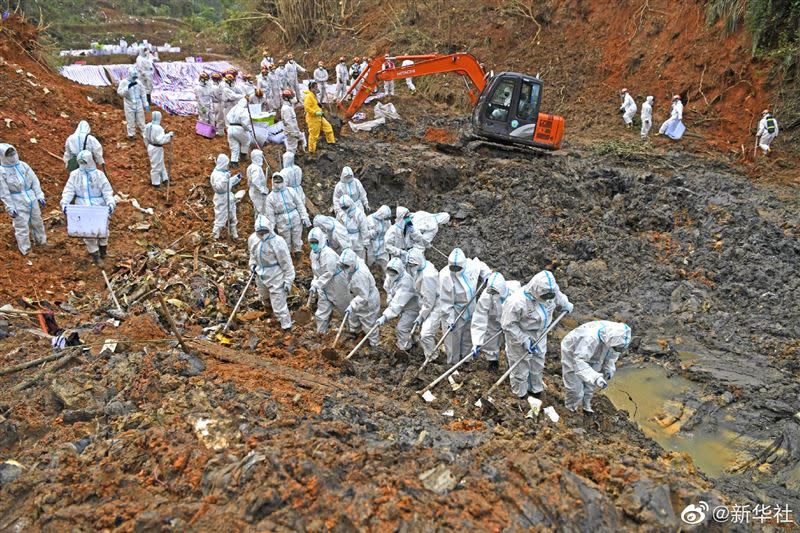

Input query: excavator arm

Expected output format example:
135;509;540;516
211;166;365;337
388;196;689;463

343;53;487;119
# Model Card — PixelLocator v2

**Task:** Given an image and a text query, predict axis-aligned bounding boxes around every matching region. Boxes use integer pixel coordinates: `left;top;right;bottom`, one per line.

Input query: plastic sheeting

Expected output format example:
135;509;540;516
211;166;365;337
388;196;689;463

59;64;112;87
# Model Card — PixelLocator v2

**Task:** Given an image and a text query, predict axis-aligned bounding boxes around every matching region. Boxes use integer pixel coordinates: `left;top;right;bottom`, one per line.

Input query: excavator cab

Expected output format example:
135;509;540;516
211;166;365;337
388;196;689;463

472;72;565;150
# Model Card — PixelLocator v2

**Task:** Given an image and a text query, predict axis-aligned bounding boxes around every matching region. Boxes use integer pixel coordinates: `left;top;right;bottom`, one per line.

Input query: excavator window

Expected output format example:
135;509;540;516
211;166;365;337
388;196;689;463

517;80;541;121
485;78;516;122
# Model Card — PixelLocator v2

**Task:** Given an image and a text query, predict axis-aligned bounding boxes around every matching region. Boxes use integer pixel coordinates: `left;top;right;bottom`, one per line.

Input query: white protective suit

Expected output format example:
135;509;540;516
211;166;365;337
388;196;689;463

376;257;420;350
63;121;104;170
501;270;572;398
209;154;240;240
60;150;115;257
211;78;225;135
436;248;491;364
471;272;521;363
337;195;370;260
256;72;272;111
313;215;350;254
247;149;269;216
382;58;395;96
309;228;351;332
561;321;631;412
222;80;244;124
116;67;147;138
281;99;305;154
135;48;155;99
195;78;215;124
268;70;283;110
0;144;46;256
144;111;174;186
248;216;295;330
385;206;427;260
313;66;329;103
335;61;349;101
280;151;304;204
411;210;450;248
340;248;380;346
366;205;392;270
658;98;684;135
401;60;416;91
285;60;306;104
226;99;253;164
332;167;369;218
620;91;637;126
264;172;310;254
640;96;653;138
756;113;779;154
406;249;440;359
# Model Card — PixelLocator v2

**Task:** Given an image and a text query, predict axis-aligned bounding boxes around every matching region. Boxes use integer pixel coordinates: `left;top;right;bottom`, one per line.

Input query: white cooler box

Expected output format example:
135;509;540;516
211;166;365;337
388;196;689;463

66;205;110;239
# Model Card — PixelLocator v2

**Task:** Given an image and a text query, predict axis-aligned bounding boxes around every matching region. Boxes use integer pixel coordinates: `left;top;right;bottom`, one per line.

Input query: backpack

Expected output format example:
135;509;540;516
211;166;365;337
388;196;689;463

66;135;89;172
766;117;776;134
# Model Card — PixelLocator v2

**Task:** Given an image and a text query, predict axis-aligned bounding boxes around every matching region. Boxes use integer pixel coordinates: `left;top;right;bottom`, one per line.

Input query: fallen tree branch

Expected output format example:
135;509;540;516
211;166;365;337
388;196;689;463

13;349;79;392
0;351;65;376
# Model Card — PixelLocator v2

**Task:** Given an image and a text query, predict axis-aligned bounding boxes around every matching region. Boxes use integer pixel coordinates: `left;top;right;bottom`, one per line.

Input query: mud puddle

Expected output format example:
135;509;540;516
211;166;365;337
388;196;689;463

605;363;743;477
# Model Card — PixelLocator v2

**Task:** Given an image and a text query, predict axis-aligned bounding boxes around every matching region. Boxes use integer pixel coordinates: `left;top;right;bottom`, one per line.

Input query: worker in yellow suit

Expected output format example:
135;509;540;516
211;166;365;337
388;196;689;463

303;81;335;153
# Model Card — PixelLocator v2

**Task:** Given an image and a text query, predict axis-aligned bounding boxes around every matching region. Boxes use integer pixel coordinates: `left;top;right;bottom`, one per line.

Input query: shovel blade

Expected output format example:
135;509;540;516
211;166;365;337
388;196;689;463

322;348;339;362
295;306;313;326
421;390;436;403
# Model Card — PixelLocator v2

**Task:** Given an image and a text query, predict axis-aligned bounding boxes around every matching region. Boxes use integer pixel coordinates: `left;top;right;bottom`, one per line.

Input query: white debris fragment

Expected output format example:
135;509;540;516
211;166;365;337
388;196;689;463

543;406;560;423
422;390;436;403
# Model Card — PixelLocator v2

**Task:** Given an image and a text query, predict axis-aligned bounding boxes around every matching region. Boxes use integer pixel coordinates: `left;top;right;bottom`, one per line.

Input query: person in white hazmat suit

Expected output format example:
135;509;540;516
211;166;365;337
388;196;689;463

143;111;174;187
339;248;380;346
267;65;284;111
210;73;225;136
619;88;637;127
226;98;253;167
640;96;654;139
60;150;115;265
375;257;420;351
332;166;369;218
222;74;244;125
0;144;46;256
366;205;392;270
335;57;349;101
195;72;215;125
313;215;350;254
248;215;295;331
117;67;148;139
411;210;450;248
247;149;269;217
337;195;370;261
385;206;427;260
281;89;305;154
401;59;416;92
308;228;351;333
406;249;439;360
658;95;684;135
284;54;306;105
209;154;240;240
135;46;155;104
500;270;573;399
435;248;491;364
561;321;631;413
280;151;304;204
63;120;104;172
313;61;329;104
471;271;520;372
264;172;310;259
756;109;779;155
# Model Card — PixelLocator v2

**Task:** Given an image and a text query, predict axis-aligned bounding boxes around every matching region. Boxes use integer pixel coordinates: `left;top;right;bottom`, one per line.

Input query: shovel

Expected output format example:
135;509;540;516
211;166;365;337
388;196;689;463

403;278;488;386
102;270;125;319
222;272;255;333
417;330;503;402
321;312;348;361
165;141;174;205
429;244;450;261
473;311;567;409
295;292;314;326
345;322;380;360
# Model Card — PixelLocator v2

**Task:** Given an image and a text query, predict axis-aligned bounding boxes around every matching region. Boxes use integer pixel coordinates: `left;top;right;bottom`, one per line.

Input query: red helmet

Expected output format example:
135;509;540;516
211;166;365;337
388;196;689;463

282;89;294;99
255;88;264;98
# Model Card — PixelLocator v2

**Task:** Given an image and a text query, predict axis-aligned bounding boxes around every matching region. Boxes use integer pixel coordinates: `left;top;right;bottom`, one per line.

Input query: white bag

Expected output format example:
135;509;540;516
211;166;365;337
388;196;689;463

66;205;109;238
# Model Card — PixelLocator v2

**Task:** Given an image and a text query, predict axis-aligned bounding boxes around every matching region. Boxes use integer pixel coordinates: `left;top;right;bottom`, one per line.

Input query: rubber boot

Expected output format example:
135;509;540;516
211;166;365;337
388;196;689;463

99;245;107;259
91;251;103;266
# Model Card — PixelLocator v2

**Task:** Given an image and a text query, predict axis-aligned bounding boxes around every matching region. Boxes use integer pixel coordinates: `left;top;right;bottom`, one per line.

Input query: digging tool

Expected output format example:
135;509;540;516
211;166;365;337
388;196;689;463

165;141;174;205
404;278;488;384
753;137;759;160
222;272;255;333
245;100;262;150
345;323;380;360
295;292;314;326
332;312;348;348
156;293;191;354
322;312;349;361
474;311;567;408
429;244;449;261
101;270;125;316
417;329;503;401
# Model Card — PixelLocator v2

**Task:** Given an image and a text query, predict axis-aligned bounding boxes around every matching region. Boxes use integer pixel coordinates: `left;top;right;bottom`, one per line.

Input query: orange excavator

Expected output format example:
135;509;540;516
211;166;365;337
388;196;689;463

341;53;565;151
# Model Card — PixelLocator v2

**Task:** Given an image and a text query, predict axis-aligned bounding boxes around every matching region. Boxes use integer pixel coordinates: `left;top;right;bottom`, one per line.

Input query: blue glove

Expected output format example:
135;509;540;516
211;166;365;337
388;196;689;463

251;264;257;274
108;205;114;215
375;316;386;327
595;376;608;390
145;105;151;113
129;81;138;88
446;321;455;331
62;205;68;215
525;338;540;354
9;210;17;219
603;370;613;381
38;199;45;208
284;282;292;293
471;345;481;359
563;301;574;314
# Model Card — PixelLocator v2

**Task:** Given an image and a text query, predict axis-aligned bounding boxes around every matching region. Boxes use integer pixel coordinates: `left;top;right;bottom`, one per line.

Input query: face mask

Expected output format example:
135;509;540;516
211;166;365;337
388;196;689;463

539;292;556;301
449;265;462;273
404;216;412;224
310;242;319;252
487;287;498;296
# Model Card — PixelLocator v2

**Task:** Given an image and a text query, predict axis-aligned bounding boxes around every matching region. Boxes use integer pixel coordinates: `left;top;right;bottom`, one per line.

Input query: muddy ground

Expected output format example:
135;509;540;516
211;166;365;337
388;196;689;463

1;15;799;531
